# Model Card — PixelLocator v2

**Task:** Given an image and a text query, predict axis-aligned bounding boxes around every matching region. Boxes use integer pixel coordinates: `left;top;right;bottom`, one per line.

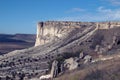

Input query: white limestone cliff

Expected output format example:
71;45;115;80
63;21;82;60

35;21;82;46
35;21;120;46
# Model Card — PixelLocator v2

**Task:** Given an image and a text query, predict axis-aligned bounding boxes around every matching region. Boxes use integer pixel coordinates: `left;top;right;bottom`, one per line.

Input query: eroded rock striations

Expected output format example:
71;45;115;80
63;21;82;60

35;21;120;46
0;21;120;80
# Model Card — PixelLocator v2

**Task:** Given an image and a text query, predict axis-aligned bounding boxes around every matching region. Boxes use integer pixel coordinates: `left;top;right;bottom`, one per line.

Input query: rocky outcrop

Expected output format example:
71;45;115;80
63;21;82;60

97;22;120;29
64;54;92;70
50;60;58;78
35;21;95;46
39;60;58;80
35;21;120;46
0;21;120;79
64;57;79;70
35;21;76;46
83;55;92;64
79;52;85;59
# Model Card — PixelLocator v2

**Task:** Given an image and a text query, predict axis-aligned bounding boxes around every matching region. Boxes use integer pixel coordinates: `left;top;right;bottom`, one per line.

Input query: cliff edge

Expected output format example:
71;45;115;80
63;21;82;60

35;21;120;46
0;21;120;79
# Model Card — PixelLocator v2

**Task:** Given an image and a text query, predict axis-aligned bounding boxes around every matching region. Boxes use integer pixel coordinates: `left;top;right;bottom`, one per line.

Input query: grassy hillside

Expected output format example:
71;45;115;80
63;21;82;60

55;56;120;80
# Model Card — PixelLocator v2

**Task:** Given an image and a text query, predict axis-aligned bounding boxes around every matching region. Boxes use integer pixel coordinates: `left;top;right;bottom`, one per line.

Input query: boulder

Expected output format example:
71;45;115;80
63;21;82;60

94;45;100;52
84;55;92;64
50;60;58;78
39;60;59;80
79;52;84;59
60;63;64;73
64;57;79;70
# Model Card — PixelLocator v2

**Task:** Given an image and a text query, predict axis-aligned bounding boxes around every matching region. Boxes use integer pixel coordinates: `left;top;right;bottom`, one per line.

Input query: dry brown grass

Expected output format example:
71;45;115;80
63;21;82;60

55;57;120;80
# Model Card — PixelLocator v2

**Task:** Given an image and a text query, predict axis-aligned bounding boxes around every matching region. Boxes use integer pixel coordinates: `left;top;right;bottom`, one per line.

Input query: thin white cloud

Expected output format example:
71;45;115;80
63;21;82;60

55;7;120;22
66;8;85;13
101;0;120;6
108;0;120;5
97;6;112;13
97;6;120;20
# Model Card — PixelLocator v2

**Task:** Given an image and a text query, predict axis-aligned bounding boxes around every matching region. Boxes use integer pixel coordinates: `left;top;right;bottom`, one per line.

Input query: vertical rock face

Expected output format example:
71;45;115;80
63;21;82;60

35;21;82;46
35;21;120;46
35;21;64;46
35;22;44;46
50;60;58;78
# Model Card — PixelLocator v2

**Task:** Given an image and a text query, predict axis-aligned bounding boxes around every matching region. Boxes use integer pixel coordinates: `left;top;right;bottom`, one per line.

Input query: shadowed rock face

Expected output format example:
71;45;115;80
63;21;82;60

0;21;120;79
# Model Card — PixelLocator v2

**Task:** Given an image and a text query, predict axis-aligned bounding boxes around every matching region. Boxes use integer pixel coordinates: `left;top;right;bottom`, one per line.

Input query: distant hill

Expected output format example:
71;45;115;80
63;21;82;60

0;34;36;54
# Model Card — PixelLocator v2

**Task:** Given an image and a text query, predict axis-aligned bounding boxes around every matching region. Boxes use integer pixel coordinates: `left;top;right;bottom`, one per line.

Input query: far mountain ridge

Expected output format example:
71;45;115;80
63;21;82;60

0;34;36;55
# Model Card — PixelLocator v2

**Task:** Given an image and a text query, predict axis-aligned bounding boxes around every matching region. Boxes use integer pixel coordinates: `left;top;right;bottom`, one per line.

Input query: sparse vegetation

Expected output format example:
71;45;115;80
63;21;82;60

0;22;120;80
55;57;120;80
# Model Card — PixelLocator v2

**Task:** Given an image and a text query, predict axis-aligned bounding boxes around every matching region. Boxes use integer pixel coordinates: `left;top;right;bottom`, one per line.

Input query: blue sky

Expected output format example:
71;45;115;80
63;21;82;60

0;0;120;34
